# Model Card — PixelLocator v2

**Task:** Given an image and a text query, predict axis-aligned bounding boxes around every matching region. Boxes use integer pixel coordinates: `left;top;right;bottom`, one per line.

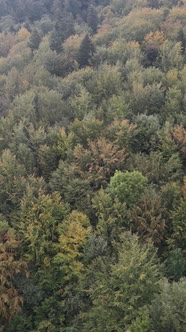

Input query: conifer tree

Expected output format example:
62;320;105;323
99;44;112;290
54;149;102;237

50;12;75;53
87;4;98;34
147;0;160;8
177;28;186;52
77;34;95;68
49;28;63;53
27;29;41;51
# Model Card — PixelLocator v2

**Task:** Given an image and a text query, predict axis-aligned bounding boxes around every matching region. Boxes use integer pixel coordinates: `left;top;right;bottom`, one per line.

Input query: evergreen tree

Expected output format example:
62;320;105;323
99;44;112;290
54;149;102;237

77;34;95;68
143;45;159;67
50;12;75;53
87;4;98;34
150;278;186;332
49;28;63;53
147;0;160;8
83;233;160;332
27;29;41;51
177;28;186;53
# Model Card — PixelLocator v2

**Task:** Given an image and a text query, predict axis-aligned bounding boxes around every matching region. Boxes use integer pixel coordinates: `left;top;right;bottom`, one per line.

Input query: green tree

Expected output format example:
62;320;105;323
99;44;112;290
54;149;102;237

168;199;186;250
83;233;160;332
130;114;160;153
0;149;26;217
160;41;183;72
87;5;99;34
165;248;186;281
127;151;182;186
149;278;186;332
18;189;66;266
27;29;41;51
77;35;95;68
49;29;63;54
143;45;160;67
107;170;148;207
49;12;75;53
147;0;160;8
92;188;127;248
88;64;122;108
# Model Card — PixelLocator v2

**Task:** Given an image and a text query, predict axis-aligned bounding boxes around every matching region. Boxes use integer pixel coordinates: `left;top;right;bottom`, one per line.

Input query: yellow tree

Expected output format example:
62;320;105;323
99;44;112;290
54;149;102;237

144;30;165;47
54;211;91;280
16;28;30;42
53;211;91;328
18;188;66;266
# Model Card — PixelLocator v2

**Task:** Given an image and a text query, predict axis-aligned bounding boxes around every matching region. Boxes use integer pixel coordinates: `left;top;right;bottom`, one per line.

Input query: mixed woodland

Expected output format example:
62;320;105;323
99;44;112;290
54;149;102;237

0;0;186;330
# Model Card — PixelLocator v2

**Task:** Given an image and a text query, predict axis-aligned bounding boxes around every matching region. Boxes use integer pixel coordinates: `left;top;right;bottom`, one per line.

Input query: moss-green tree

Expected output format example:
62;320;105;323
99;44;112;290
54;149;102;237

27;29;41;51
107;170;148;207
83;233;160;332
77;35;95;68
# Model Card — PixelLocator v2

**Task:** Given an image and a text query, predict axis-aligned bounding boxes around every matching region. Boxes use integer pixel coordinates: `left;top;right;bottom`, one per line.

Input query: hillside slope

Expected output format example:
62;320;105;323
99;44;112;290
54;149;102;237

0;0;186;331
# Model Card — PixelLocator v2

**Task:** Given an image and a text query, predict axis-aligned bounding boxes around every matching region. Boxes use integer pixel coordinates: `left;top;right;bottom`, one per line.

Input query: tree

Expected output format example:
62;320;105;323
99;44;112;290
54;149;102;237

5;67;22;102
49;29;63;53
130;114;160;153
54;210;91;281
168;199;186;250
143;45;160;67
0;32;15;58
83;233;160;332
16;27;30;42
0;149;26;217
173;125;186;157
50;160;93;214
77;35;95;68
177;28;186;52
53;211;91;328
18;189;66;266
129;82;164;117
127;151;182;186
0;221;28;326
147;0;160;8
149;278;186;332
49;12;75;53
88;64;122;109
68;86;92;120
92;188;127;247
160;41;183;72
27;29;41;52
87;5;99;34
128;187;166;245
107;170;148;207
73;138;126;189
165;248;186;281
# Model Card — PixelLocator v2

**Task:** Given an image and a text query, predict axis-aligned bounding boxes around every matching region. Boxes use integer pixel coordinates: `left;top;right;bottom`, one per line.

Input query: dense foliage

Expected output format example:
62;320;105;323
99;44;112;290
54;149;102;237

0;0;186;331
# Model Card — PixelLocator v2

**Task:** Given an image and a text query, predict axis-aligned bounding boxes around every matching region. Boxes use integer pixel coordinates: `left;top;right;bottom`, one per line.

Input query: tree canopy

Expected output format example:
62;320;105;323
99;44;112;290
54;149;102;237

0;0;186;330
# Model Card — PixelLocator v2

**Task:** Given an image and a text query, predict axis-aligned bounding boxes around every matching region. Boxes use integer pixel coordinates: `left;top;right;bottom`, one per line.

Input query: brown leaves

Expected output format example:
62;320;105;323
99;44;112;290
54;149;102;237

0;228;28;321
173;125;186;156
144;30;165;47
181;176;186;201
128;189;166;245
73;137;126;188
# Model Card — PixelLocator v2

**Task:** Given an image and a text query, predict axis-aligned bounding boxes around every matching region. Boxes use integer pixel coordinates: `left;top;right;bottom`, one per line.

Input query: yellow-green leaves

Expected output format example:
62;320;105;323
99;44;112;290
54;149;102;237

107;170;148;206
55;211;91;280
18;189;66;266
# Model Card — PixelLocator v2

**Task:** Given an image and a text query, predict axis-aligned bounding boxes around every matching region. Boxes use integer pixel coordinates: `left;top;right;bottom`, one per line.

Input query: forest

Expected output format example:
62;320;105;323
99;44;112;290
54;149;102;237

0;0;186;331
